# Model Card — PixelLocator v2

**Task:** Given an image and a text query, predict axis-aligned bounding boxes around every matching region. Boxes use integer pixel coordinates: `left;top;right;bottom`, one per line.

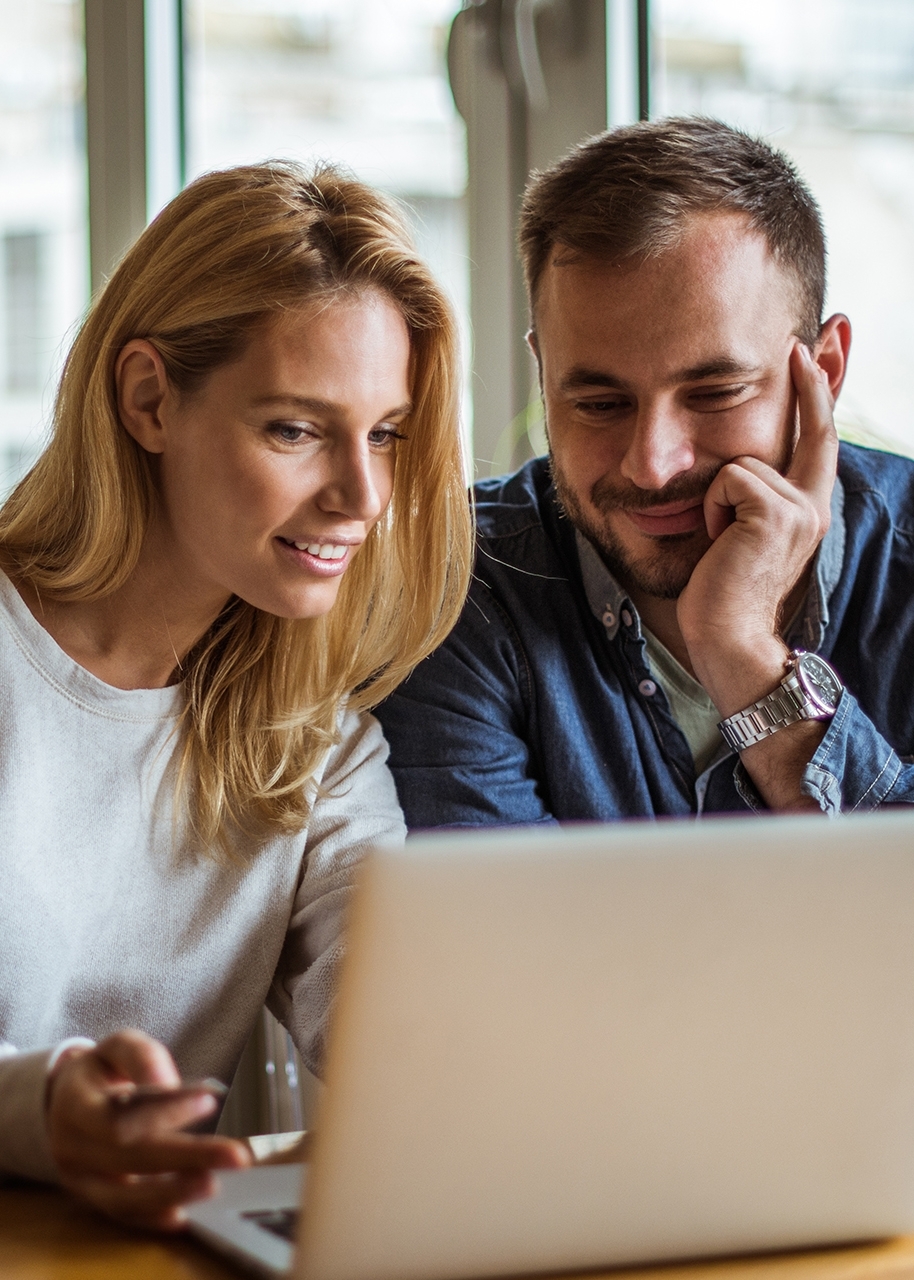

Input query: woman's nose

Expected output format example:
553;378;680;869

318;443;388;524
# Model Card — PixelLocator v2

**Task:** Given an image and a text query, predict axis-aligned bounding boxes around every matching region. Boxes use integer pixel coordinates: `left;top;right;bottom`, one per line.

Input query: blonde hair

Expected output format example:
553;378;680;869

0;161;472;854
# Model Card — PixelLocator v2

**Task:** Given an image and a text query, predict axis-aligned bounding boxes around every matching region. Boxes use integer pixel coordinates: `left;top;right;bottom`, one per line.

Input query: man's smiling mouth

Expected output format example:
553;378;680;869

622;502;706;537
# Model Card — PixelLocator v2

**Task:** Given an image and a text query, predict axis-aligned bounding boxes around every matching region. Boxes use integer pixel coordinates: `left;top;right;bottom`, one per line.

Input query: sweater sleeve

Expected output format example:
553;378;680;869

266;709;406;1077
0;1038;94;1183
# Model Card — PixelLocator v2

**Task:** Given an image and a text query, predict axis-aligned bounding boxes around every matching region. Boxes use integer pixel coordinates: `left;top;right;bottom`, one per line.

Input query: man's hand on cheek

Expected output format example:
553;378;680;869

676;343;839;807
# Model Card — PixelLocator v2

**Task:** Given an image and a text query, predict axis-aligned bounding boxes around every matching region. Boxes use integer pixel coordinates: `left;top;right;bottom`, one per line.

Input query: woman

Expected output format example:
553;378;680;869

0;162;471;1226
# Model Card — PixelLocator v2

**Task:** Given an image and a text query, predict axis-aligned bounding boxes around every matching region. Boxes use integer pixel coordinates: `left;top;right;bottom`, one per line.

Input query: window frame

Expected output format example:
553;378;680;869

82;1;652;463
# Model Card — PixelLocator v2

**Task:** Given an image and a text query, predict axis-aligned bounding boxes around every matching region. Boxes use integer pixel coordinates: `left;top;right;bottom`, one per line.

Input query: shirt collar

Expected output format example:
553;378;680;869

576;529;632;641
575;474;847;651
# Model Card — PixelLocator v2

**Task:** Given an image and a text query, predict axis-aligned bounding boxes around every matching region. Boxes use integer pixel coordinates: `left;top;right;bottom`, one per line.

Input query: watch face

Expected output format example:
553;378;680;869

795;652;843;713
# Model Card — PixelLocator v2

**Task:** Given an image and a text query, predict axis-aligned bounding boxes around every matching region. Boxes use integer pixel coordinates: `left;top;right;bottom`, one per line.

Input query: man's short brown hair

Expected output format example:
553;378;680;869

519;117;826;346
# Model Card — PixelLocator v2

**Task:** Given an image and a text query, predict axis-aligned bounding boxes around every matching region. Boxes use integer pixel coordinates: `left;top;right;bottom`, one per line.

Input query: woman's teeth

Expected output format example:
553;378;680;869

292;541;347;560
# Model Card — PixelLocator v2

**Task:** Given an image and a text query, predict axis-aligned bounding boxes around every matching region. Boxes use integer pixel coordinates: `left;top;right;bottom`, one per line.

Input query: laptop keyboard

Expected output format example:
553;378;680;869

242;1208;300;1243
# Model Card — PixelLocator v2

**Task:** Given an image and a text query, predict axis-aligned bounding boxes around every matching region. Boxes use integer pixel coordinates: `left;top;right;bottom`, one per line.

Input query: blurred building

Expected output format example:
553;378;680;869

0;1;86;491
655;0;914;452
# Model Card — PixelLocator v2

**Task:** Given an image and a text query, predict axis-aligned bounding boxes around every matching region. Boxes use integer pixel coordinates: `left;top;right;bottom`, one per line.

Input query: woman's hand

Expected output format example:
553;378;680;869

46;1029;251;1230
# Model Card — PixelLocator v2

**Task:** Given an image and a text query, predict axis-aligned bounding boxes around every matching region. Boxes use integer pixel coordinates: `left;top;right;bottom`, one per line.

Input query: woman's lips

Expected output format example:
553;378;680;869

623;501;706;536
277;537;354;576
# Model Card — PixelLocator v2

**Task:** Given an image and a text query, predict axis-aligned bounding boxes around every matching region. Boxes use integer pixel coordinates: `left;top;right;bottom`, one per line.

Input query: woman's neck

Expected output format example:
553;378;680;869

13;554;230;691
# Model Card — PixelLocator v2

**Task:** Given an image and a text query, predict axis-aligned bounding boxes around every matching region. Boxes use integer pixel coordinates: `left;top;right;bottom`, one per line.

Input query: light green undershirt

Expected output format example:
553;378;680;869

642;626;724;776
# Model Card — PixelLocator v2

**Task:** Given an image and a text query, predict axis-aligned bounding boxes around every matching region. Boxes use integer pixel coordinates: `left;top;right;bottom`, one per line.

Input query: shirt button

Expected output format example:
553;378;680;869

638;678;657;698
621;609;633;628
602;609;615;628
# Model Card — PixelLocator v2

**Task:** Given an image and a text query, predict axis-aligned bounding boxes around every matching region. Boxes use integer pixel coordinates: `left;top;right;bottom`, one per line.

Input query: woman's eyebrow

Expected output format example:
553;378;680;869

252;393;336;412
251;394;413;416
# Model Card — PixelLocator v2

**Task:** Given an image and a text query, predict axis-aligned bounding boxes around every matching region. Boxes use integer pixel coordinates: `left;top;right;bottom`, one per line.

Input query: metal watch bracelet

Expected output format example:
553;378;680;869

718;670;818;753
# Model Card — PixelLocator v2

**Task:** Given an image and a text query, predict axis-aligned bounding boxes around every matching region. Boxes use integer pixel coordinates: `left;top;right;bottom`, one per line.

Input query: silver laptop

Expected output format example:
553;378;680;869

188;811;914;1279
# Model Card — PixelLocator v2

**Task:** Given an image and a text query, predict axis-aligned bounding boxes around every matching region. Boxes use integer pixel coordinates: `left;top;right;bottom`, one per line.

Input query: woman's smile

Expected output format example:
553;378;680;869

276;536;360;576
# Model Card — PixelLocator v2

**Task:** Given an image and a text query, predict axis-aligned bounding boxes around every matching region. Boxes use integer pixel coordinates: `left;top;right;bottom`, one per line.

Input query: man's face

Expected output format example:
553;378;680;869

533;213;802;599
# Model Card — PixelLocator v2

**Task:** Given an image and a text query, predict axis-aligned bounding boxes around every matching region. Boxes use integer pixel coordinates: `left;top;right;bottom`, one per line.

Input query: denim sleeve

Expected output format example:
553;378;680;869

375;592;558;830
796;688;913;813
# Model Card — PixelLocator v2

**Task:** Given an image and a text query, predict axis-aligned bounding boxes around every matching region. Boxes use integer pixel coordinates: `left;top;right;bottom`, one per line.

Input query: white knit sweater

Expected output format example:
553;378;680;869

0;572;406;1182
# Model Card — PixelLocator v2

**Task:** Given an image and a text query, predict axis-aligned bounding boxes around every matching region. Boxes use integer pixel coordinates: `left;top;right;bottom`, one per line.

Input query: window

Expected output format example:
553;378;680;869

3;2;912;478
0;0;87;492
654;0;914;455
4;231;47;395
185;0;470;443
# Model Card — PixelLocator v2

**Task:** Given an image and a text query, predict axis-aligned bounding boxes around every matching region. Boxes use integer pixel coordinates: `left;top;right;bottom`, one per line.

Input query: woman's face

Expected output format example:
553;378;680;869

142;291;411;620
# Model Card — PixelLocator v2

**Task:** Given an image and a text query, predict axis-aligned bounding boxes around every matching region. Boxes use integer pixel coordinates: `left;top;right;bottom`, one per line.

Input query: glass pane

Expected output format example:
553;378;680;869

653;0;914;456
185;0;470;440
0;0;88;492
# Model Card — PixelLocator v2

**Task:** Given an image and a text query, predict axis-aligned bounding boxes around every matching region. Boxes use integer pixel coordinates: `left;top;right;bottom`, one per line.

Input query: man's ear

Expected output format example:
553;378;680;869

526;329;544;389
813;313;851;401
115;340;171;455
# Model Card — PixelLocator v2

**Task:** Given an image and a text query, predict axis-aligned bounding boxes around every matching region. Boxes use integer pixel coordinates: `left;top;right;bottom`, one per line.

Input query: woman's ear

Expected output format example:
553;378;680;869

115;340;171;455
814;314;852;401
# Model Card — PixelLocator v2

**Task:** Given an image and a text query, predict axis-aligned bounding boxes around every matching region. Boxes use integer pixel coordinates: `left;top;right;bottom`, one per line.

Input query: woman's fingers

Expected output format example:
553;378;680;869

56;1126;250;1177
110;1088;220;1141
46;1028;252;1228
63;1169;219;1231
94;1029;183;1088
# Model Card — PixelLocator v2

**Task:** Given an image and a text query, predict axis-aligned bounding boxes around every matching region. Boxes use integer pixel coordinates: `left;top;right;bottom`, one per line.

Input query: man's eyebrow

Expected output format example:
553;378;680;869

559;358;762;392
558;368;627;392
251;394;413;416
675;358;762;381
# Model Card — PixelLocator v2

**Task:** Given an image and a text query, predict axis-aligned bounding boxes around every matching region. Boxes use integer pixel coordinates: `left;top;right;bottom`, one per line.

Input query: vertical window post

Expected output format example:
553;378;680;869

637;0;650;120
84;0;184;293
449;0;608;476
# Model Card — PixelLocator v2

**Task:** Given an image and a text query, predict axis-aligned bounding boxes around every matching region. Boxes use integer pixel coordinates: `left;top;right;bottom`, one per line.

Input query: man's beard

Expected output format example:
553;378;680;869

550;455;722;601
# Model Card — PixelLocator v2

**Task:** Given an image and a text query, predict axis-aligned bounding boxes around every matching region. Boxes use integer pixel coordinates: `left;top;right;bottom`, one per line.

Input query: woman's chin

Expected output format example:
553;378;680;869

240;578;345;621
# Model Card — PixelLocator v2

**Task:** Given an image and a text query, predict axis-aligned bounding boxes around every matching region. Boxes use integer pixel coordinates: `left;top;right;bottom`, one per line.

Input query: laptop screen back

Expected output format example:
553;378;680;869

299;812;914;1280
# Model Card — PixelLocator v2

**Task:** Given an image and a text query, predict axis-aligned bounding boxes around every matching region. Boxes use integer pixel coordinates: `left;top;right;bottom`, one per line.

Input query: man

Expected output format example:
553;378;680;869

377;117;914;824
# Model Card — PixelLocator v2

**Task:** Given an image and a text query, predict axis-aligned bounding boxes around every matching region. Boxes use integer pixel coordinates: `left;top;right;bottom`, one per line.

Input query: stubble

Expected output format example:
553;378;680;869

550;453;721;600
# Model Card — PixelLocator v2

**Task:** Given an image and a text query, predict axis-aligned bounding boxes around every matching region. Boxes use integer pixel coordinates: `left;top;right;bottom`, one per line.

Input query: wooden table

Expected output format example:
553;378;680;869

4;1181;914;1280
0;1181;237;1279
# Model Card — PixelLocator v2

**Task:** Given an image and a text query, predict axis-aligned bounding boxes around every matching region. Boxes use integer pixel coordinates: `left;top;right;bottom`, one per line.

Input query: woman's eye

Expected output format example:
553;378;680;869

369;425;408;447
270;422;311;443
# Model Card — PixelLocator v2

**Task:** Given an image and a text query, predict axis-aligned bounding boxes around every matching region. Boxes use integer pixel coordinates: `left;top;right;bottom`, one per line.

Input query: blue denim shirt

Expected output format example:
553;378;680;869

376;444;914;828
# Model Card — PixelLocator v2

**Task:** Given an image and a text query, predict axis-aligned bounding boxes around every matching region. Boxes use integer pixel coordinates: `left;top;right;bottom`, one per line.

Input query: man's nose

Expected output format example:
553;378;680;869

619;403;696;491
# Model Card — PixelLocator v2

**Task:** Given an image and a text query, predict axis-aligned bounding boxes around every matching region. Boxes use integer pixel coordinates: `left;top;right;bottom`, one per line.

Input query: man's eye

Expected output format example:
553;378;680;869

690;385;748;404
577;399;628;414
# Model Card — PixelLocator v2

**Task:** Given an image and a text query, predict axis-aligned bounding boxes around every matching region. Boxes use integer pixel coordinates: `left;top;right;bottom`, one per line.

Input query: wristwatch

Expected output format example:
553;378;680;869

717;650;844;753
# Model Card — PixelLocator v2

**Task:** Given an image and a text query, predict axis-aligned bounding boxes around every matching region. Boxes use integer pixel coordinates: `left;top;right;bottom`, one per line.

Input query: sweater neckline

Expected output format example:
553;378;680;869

0;571;184;722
